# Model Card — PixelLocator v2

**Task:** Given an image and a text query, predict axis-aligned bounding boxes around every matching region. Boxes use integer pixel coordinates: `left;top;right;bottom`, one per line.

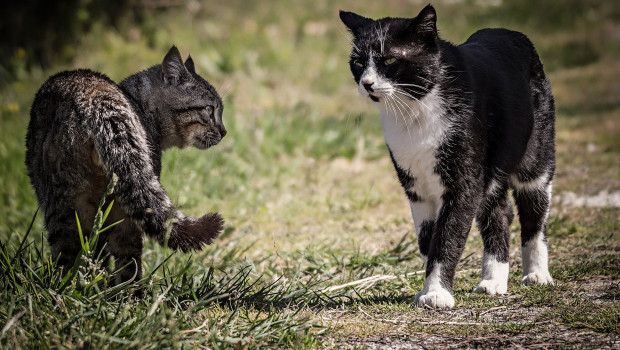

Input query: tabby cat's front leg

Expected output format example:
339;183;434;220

414;192;481;309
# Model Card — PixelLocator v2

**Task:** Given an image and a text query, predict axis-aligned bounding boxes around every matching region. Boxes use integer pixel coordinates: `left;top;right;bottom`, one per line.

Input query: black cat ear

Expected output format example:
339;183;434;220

414;5;437;38
185;55;196;74
162;46;187;85
340;10;372;37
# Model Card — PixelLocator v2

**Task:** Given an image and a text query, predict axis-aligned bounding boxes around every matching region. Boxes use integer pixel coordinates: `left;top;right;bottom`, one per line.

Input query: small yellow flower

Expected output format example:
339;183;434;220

7;103;20;113
16;47;26;58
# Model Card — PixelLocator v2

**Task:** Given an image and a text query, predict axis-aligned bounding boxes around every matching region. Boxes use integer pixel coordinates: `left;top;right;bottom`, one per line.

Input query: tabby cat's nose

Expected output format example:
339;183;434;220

362;82;374;92
219;126;227;138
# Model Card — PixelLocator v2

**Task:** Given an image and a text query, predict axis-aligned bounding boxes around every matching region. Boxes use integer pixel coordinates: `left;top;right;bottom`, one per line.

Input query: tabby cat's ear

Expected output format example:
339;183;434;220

162;46;187;85
413;5;437;39
340;10;372;37
185;55;196;74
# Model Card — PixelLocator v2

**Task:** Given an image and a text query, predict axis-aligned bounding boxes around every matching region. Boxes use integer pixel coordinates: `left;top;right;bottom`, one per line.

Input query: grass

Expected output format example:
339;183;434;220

1;0;619;348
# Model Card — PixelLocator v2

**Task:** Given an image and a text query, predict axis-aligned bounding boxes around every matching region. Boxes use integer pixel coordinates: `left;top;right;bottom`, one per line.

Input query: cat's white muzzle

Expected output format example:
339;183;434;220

358;64;392;103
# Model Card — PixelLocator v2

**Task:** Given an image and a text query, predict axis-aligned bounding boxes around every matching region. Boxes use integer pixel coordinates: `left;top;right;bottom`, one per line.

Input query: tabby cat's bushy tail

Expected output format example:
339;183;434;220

87;97;223;252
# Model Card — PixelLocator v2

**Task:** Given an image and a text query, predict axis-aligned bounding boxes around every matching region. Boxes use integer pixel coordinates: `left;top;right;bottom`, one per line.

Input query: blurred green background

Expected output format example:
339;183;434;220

1;0;618;249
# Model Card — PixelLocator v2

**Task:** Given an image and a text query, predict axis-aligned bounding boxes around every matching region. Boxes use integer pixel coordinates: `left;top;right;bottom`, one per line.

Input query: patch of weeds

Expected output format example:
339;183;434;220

349;291;414;309
547;216;583;238
279;326;319;350
520;283;560;307
548;297;620;333
283;234;420;291
548;210;619;244
0;195;322;349
601;282;620;301
554;254;620;281
455;291;511;310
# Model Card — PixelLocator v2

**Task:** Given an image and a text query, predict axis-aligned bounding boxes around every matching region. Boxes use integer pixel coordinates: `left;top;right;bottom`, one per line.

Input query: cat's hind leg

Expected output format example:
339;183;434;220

105;220;144;286
512;172;554;285
473;181;513;295
48;195;112;273
47;210;83;271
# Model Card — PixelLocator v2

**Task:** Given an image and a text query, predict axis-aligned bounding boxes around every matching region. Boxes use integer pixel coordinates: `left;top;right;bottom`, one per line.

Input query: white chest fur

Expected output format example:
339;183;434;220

377;89;448;206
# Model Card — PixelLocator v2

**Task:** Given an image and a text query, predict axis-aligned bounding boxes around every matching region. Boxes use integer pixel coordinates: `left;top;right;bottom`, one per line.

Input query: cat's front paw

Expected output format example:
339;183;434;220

522;272;553;286
473;279;508;295
415;289;455;309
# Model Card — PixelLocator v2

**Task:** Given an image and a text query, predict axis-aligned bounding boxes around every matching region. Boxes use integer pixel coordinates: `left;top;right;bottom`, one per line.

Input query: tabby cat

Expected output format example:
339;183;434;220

26;46;226;285
341;5;555;308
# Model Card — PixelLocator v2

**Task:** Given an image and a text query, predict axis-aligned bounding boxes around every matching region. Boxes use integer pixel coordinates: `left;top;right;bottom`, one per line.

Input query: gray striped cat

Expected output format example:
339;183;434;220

26;46;226;285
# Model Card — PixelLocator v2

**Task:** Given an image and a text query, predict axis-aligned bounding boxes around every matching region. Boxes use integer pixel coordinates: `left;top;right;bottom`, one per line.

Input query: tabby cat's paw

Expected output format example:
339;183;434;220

522;272;553;286
169;212;224;252
473;279;507;295
415;289;455;309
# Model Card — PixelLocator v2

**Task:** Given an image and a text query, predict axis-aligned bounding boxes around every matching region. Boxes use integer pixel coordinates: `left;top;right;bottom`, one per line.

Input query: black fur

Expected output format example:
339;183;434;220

389;149;422;203
341;5;555;307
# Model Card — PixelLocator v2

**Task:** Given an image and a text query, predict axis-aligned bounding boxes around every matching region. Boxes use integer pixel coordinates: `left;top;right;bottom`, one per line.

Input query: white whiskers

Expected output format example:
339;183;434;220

388;94;415;143
391;93;421;128
338;25;361;57
393;83;432;93
393;88;433;113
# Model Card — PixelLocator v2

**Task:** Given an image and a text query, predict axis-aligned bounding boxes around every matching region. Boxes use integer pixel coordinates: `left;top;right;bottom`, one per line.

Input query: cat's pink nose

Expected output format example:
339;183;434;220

362;82;374;92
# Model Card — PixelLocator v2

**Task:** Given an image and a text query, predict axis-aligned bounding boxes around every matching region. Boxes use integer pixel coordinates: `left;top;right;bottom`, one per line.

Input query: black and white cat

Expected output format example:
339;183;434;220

340;5;555;308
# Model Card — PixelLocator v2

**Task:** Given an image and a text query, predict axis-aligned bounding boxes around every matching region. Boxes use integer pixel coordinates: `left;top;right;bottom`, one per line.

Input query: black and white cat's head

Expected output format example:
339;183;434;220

340;5;441;104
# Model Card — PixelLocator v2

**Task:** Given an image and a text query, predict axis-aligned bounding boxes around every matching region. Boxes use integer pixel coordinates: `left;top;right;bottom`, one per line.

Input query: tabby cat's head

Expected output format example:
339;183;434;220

340;5;440;104
155;46;225;150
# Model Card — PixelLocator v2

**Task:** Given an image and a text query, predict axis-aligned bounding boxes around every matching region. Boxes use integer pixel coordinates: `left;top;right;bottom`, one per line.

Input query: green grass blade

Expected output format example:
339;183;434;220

75;211;89;252
0;244;18;289
10;208;38;266
101;200;115;224
97;219;124;235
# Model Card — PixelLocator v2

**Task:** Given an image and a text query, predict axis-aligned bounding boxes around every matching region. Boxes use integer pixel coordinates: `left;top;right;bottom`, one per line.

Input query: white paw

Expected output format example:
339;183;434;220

473;279;507;295
415;289;455;309
522;272;554;285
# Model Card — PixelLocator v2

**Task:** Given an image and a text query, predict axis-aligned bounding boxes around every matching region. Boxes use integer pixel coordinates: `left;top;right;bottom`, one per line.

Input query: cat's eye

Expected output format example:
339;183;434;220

384;57;397;65
204;105;216;123
353;60;364;68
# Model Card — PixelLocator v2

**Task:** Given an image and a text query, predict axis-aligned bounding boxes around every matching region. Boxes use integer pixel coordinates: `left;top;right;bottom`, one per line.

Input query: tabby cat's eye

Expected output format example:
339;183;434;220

353;60;364;68
205;105;216;123
384;57;397;65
